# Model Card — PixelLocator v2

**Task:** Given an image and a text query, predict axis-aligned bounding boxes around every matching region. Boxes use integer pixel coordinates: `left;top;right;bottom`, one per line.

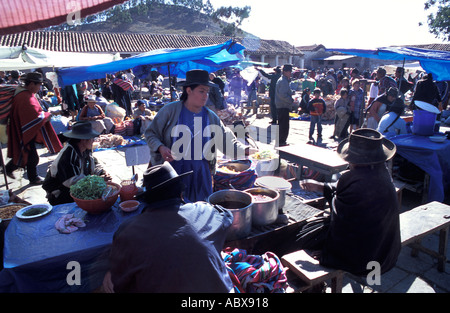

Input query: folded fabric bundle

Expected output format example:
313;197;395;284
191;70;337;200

222;248;288;293
55;214;86;234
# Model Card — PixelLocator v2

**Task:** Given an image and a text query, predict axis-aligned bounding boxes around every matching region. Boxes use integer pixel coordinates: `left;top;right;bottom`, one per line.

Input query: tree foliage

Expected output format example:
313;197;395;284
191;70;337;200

424;0;450;41
211;5;251;37
48;0;251;37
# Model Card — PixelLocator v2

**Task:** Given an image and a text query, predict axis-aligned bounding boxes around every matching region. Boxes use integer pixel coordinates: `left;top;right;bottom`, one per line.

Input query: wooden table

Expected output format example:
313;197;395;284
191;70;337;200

277;144;348;182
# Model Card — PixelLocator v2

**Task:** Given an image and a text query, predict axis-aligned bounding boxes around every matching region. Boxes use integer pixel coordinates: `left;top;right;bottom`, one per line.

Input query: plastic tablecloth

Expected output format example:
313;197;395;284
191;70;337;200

389;133;450;202
0;200;144;292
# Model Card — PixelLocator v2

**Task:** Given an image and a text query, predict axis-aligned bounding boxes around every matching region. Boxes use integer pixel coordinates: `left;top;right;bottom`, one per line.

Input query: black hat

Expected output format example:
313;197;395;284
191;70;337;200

177;69;217;88
142;162;192;194
63;121;101;139
387;87;399;98
389;98;405;115
337;128;396;165
282;64;293;72
20;72;43;83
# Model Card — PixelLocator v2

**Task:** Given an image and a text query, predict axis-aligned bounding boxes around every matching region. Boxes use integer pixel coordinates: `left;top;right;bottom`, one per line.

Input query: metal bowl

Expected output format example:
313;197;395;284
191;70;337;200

245;187;279;226
207;189;253;241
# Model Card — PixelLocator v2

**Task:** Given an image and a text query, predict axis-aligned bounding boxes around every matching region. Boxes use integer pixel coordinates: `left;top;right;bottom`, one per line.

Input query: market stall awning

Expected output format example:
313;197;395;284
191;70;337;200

0;45;118;70
57;40;245;87
0;0;128;35
326;46;450;81
313;55;356;61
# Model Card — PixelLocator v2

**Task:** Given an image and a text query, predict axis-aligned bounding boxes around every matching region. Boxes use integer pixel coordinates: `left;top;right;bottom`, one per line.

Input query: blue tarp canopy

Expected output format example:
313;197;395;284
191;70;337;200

57;40;245;87
326;46;450;81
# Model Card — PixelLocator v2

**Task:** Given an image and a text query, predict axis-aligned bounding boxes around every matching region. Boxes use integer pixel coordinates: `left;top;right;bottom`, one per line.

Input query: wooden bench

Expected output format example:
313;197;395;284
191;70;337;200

281;201;450;293
400;201;450;272
281;249;344;293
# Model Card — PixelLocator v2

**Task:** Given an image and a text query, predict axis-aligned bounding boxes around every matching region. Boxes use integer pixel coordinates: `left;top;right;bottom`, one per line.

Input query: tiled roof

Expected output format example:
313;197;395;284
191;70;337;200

296;44;326;52
401;43;450;51
0;31;304;56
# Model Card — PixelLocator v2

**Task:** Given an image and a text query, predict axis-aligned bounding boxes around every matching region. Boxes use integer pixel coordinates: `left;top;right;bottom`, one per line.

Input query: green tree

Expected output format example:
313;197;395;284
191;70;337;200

423;0;450;41
211;5;251;37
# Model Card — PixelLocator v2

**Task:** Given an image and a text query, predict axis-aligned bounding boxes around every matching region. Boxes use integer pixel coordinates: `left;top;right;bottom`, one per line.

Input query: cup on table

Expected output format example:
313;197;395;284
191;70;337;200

120;180;138;201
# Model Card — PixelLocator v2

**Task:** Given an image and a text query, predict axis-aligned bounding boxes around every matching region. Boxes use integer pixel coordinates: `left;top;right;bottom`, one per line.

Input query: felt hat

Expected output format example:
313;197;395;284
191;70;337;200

20;72;43;83
63;121;101;139
142;161;192;194
282;64;293;72
388;98;405;115
177;69;217;88
387;87;399;98
337;128;396;165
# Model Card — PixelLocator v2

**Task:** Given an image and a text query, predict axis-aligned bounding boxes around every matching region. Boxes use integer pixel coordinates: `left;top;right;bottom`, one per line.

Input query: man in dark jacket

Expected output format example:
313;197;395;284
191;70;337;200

301;129;401;276
258;66;281;124
104;162;234;293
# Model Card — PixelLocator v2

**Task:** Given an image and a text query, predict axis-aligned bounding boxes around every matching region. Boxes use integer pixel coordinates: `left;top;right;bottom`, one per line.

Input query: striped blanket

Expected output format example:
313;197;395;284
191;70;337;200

213;159;257;191
0;84;18;123
113;78;134;91
223;248;288;293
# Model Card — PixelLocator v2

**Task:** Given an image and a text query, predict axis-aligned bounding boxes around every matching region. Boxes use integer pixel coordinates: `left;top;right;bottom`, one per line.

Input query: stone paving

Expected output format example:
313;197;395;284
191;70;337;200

1;111;449;293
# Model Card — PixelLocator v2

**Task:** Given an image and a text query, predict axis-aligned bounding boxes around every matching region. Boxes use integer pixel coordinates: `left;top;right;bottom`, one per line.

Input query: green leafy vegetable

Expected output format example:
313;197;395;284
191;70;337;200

70;175;107;200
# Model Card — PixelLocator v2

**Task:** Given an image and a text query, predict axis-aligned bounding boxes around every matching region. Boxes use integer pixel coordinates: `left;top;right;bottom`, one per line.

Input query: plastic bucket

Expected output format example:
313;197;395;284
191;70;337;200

413;110;436;136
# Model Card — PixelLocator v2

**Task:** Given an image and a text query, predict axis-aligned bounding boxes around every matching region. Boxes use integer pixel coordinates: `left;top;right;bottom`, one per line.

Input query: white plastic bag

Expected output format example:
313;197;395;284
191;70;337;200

105;103;126;122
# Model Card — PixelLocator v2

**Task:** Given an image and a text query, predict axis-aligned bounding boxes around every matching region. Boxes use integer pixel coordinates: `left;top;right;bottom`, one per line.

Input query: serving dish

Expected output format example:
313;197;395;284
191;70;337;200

16;203;52;220
429;135;447;143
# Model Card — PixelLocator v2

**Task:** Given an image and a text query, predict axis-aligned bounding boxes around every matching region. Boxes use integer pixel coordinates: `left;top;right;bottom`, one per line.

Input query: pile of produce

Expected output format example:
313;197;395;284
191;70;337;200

94;134;128;149
70;175;107;200
251;149;277;160
0;204;27;220
323;94;337;121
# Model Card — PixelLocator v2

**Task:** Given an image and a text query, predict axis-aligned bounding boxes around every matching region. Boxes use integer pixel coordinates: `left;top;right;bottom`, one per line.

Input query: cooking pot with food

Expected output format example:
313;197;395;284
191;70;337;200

245;187;279;226
255;176;292;211
207;189;253;241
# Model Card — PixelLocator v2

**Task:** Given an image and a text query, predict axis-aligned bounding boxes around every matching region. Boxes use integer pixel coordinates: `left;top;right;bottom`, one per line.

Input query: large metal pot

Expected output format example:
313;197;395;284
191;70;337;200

207;189;253;241
245;187;279;226
255;176;292;211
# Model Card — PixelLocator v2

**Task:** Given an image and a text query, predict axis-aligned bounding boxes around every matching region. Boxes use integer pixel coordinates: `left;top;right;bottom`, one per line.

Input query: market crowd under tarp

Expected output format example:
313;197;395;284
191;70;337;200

57;40;246;87
326;46;450;81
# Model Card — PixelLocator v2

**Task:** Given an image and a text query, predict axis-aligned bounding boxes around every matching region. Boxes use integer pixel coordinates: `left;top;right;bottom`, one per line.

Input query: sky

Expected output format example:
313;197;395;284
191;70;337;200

209;0;446;49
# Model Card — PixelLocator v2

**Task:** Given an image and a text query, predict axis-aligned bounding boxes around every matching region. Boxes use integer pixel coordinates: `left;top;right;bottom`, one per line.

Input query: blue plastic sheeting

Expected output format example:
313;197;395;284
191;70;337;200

0;201;144;292
326;46;450;81
388;133;450;202
57;40;245;87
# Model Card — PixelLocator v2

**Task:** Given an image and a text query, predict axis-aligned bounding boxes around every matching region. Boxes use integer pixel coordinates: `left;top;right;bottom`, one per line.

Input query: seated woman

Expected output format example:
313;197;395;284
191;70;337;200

42;122;112;205
79;95;115;134
132;99;153;135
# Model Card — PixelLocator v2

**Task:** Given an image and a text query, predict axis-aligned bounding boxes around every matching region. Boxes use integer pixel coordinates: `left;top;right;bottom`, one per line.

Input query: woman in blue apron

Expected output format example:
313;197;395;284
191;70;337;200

145;70;253;203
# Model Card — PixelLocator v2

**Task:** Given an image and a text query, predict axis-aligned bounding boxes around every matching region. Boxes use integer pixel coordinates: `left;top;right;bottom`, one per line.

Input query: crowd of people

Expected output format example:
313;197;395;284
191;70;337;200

1;64;449;293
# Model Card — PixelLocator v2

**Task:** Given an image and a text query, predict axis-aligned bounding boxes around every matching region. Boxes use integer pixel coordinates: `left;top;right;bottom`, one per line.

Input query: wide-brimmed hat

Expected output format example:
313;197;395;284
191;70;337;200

20;72;43;83
388;98;405;115
176;69;217;88
282;64;293;72
63;121;101;139
142;161;192;194
386;87;399;98
337;128;396;165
